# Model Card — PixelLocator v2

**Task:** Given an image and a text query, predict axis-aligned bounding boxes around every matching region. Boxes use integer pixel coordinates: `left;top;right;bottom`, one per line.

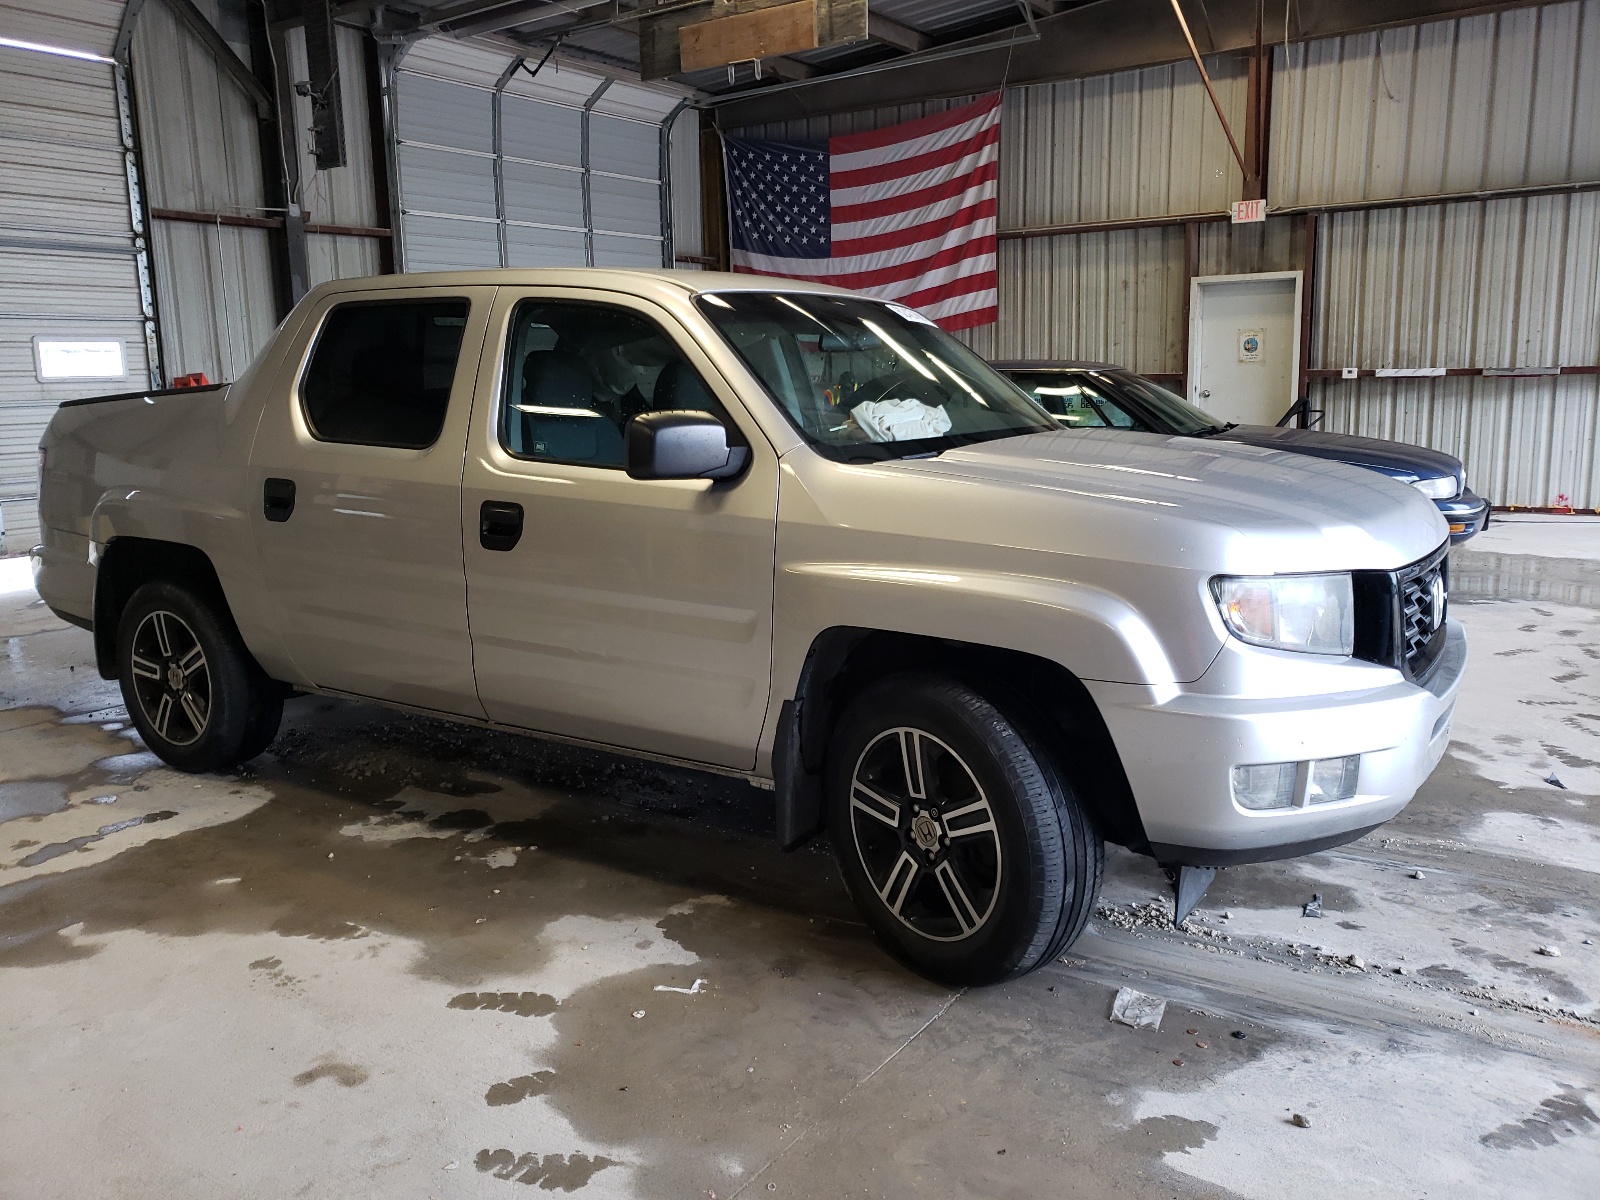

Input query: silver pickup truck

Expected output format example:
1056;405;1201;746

33;269;1465;984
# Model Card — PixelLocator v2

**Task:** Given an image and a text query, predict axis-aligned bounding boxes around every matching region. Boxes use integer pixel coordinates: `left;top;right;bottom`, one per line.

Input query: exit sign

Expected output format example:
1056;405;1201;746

1230;199;1267;223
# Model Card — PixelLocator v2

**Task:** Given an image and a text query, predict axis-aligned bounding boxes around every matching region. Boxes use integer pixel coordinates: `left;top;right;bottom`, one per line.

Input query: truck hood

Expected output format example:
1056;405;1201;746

882;428;1449;574
1206;423;1463;484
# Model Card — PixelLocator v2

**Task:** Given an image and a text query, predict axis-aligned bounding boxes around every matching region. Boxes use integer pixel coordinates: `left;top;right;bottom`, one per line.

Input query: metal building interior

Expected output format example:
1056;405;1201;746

0;1;1597;1196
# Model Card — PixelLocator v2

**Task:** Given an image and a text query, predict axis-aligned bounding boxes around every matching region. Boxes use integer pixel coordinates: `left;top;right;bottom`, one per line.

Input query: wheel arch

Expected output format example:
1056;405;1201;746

774;627;1149;856
92;538;233;680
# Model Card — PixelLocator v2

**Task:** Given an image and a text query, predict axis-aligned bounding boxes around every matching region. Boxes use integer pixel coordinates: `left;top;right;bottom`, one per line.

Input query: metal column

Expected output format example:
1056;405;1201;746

113;63;163;390
492;57;525;268
658;98;691;269
580;79;613;267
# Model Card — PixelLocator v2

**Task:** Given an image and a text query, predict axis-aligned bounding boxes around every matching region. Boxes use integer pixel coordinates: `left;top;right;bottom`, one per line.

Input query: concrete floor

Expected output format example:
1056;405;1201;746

1;516;1597;1199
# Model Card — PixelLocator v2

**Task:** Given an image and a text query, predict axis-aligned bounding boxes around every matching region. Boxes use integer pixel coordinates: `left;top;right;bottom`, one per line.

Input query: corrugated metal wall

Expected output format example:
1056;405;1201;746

1002;55;1248;228
0;0;153;551
1288;1;1600;507
1271;4;1600;208
132;0;278;386
285;23;383;285
726;0;1600;507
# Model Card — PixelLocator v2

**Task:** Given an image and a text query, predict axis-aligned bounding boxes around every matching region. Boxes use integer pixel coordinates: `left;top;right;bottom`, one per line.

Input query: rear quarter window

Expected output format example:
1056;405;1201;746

300;299;470;448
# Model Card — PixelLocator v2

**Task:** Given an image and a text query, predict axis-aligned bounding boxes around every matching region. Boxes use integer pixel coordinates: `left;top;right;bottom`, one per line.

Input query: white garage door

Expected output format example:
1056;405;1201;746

0;0;159;553
392;41;673;272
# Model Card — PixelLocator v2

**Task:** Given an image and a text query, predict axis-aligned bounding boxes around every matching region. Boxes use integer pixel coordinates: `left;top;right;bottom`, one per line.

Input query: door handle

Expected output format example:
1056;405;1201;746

479;500;524;551
263;477;296;522
1199;389;1211;398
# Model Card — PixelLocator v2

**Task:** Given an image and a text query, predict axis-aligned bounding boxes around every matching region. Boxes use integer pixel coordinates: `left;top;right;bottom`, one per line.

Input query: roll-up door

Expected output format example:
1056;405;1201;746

0;0;159;552
391;45;672;272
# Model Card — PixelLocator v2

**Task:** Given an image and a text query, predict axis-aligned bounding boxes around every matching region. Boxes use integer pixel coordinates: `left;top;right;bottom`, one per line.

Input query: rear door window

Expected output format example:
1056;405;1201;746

301;300;470;448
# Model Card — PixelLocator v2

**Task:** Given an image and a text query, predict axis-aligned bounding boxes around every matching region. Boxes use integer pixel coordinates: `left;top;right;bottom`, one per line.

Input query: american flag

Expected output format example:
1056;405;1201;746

723;94;1001;331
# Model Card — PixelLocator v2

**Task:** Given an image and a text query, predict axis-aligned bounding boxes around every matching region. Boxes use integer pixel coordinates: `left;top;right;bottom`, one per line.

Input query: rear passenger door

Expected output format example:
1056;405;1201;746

250;285;496;716
461;288;778;770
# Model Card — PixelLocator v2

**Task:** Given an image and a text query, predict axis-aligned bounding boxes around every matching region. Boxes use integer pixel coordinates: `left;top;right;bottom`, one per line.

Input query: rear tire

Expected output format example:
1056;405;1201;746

116;581;282;772
826;674;1102;985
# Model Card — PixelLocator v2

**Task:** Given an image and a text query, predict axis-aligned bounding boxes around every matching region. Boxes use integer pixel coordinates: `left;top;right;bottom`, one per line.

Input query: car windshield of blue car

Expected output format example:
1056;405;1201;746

696;291;1057;461
1103;372;1232;436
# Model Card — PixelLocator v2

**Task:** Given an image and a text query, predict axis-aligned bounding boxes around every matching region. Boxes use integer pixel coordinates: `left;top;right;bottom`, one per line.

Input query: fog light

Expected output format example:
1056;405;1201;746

1232;762;1299;810
1308;755;1360;804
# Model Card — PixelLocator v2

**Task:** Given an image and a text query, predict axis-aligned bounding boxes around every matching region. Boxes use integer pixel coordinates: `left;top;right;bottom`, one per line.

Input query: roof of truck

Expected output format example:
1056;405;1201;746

306;268;862;301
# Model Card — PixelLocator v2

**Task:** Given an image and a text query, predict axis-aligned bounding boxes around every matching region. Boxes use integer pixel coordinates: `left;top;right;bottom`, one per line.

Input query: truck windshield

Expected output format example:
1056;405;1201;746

695;291;1056;461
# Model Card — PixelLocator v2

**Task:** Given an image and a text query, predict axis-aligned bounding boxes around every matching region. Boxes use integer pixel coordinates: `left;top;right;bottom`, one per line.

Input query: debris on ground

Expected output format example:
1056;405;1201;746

1303;893;1324;919
632;1010;646;1019
1231;1031;1248;1040
1411;870;1426;879
654;978;708;995
1545;772;1567;789
1110;987;1166;1030
1536;946;1562;957
1291;1113;1312;1129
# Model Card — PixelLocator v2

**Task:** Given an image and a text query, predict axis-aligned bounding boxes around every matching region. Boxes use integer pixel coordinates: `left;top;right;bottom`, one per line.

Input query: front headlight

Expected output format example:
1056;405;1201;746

1412;476;1459;500
1212;573;1354;655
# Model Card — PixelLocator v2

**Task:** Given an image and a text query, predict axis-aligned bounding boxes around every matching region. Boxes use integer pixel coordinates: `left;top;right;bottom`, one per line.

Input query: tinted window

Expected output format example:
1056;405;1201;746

501;300;734;467
1007;373;1142;430
1103;371;1230;435
302;300;469;448
695;292;1054;462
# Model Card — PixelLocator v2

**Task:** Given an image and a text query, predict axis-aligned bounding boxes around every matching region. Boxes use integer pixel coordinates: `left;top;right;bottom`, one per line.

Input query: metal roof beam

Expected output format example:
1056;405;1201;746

710;0;1551;128
420;0;611;36
867;13;931;53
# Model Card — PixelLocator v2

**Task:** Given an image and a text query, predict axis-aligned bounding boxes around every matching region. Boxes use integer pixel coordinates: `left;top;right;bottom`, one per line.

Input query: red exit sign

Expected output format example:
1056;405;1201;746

1230;199;1267;223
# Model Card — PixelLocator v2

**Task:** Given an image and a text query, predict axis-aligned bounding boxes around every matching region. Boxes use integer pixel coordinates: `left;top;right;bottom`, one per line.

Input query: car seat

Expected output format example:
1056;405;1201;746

652;360;717;413
513;350;625;465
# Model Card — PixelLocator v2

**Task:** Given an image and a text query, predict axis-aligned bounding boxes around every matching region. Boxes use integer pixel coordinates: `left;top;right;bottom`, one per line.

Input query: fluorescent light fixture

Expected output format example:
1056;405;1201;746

1032;385;1084;396
34;338;126;381
0;35;115;64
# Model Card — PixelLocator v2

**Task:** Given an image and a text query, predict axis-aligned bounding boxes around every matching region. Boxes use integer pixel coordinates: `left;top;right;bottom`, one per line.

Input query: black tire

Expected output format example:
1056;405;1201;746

826;674;1103;985
116;581;283;773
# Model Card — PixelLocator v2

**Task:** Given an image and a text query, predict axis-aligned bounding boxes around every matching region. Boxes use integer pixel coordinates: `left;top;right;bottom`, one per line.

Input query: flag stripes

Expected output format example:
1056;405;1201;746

725;94;1002;331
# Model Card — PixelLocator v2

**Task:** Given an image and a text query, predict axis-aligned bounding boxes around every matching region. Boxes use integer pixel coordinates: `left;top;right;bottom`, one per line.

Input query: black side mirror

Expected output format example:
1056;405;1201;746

625;411;749;481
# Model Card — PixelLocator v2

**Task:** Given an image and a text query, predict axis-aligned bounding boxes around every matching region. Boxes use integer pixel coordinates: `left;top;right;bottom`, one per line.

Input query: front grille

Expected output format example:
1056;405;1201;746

1398;549;1448;677
1352;541;1450;681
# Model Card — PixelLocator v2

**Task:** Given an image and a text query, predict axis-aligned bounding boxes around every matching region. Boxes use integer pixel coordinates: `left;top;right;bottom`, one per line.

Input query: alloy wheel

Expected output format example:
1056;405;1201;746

849;726;1002;942
128;609;211;747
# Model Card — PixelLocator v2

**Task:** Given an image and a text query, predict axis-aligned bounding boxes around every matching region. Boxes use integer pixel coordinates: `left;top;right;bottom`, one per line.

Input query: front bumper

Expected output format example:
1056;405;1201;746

1437;488;1489;543
1085;620;1467;865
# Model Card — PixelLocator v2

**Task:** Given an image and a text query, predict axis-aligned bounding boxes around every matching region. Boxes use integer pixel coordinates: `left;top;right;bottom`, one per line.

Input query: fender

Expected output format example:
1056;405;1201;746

87;491;303;687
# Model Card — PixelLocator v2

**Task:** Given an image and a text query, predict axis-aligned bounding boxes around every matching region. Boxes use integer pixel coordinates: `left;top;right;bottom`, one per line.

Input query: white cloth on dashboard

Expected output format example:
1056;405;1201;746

851;397;952;443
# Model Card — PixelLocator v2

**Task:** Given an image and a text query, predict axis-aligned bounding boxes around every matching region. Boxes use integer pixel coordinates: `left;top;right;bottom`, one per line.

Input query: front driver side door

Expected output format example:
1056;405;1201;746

461;289;778;770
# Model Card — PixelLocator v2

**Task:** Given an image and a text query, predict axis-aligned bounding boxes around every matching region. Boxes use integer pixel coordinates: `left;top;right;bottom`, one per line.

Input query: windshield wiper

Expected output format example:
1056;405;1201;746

1193;422;1238;436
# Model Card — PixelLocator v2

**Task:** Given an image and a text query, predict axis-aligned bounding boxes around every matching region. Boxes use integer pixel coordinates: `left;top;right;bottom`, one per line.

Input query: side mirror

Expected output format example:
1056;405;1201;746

625;411;749;481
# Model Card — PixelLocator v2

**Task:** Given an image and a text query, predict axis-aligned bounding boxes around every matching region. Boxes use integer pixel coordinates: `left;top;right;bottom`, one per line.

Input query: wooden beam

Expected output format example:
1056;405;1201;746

867;13;931;53
680;0;819;72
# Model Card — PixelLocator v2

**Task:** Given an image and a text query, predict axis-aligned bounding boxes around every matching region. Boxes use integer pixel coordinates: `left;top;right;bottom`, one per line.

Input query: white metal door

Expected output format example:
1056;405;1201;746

1187;272;1302;427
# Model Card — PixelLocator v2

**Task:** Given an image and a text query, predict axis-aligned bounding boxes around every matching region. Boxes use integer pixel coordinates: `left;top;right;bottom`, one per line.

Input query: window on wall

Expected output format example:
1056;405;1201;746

301;300;470;448
393;71;665;272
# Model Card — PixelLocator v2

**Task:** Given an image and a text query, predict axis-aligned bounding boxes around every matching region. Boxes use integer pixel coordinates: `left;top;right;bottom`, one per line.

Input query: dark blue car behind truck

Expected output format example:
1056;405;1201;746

995;362;1489;544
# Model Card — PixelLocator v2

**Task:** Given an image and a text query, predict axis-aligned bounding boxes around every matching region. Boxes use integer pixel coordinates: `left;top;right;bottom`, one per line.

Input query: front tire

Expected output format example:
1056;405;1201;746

117;581;282;772
826;675;1102;985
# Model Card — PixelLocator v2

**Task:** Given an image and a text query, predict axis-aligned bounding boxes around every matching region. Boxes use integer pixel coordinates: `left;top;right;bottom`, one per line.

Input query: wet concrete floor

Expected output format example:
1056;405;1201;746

0;519;1597;1199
